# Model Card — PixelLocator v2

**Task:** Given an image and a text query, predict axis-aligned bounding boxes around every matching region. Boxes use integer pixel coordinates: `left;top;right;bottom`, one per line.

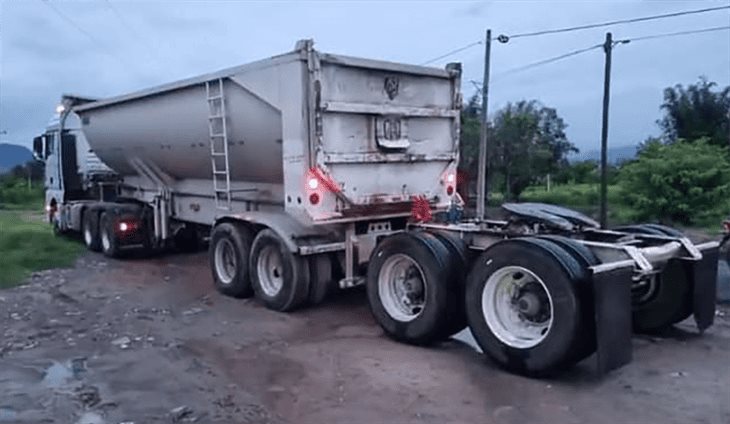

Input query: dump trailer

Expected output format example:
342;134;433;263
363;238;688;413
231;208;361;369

33;40;719;376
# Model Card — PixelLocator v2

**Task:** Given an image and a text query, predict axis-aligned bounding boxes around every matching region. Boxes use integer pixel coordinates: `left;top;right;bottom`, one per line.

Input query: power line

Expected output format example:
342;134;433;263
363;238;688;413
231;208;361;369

621;25;730;43
103;0;161;59
492;43;603;80
503;5;730;40
39;0;140;73
468;24;729;86
420;41;483;65
419;5;730;65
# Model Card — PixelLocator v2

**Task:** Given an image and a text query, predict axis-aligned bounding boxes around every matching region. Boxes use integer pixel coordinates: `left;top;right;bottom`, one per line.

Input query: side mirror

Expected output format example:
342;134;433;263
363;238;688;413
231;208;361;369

32;136;45;161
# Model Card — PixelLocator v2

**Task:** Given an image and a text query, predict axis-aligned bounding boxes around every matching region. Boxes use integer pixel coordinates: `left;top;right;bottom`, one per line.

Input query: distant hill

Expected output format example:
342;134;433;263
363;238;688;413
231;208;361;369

0;143;33;173
570;144;638;164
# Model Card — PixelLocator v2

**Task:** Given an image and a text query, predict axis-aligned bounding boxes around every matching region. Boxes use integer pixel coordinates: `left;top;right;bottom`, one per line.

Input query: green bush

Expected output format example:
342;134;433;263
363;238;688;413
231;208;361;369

618;139;730;226
0;177;44;209
520;183;623;208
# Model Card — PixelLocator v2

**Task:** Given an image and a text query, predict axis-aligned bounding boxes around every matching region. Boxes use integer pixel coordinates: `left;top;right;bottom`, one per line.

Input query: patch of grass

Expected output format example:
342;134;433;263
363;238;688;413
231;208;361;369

0;210;83;289
0;178;44;210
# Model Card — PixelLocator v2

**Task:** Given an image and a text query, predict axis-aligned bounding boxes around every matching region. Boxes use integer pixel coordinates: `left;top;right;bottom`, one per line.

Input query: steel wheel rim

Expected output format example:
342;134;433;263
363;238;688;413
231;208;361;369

83;226;92;246
101;228;111;252
214;239;237;284
378;253;427;322
482;266;553;349
633;275;658;305
257;245;284;297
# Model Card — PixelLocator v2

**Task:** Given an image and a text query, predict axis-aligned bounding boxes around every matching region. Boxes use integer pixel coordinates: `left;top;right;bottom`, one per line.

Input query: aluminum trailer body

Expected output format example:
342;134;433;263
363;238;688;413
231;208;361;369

33;40;718;376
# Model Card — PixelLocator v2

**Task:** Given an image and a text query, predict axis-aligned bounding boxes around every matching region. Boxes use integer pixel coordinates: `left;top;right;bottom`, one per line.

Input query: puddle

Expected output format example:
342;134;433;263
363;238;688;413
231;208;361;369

75;411;104;424
0;408;18;423
452;329;483;353
42;358;87;388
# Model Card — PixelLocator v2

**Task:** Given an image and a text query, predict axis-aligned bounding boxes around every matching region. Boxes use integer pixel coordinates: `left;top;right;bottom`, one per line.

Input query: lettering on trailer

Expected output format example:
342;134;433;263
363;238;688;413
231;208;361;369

384;76;399;100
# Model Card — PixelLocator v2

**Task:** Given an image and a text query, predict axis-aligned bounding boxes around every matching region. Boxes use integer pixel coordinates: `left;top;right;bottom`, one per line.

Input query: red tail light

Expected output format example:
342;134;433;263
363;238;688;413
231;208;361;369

411;195;432;222
723;220;730;233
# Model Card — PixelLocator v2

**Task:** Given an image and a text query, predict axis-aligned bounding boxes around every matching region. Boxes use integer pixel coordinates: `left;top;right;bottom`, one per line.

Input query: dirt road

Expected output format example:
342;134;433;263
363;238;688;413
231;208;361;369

1;251;728;424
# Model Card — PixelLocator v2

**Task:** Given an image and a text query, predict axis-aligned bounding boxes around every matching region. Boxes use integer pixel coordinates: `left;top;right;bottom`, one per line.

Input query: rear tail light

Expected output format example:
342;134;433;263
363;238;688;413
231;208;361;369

309;193;320;205
307;177;319;190
446;186;454;196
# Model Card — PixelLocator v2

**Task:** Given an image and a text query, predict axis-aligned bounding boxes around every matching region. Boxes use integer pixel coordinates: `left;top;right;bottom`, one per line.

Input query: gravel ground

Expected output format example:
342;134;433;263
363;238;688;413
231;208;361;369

1;250;728;424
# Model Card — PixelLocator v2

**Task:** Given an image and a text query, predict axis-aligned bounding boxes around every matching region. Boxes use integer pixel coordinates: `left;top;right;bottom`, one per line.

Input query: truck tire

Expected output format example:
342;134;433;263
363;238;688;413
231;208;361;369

465;238;589;376
82;211;102;252
99;212;122;258
308;254;333;305
250;229;310;312
536;235;598;364
174;225;199;253
430;231;470;338
366;232;453;345
616;224;693;332
209;222;254;298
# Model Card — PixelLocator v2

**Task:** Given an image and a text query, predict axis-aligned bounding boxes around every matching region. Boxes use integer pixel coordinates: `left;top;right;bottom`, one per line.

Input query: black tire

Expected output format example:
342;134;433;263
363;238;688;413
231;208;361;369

616;224;693;332
249;229;310;312
465;238;588;376
209;222;254;298
366;232;453;345
537;235;598;364
174;225;199;252
82;211;101;252
99;212;122;258
430;231;470;338
308;254;334;305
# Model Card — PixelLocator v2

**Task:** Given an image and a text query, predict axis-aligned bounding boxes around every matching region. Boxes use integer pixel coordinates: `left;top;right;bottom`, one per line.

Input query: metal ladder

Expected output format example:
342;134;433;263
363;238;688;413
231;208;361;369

206;78;231;210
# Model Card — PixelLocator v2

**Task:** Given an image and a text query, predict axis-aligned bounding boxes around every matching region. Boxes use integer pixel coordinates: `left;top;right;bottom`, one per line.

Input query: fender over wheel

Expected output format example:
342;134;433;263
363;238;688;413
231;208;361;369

615;224;693;332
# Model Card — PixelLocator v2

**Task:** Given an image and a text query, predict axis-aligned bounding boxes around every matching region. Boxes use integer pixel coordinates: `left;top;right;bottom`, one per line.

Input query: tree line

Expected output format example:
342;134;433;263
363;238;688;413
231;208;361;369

459;77;730;226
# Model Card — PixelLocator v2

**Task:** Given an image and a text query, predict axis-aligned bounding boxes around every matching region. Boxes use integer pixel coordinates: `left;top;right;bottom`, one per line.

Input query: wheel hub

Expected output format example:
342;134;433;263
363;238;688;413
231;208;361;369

482;266;554;349
378;254;427;322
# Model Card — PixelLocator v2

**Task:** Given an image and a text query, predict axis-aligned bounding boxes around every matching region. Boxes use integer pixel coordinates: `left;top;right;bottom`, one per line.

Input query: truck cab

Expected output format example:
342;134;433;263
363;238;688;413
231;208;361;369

33;95;115;224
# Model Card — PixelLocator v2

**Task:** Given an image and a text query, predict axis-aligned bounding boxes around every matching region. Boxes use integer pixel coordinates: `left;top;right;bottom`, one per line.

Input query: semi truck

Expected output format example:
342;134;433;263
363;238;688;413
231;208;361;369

32;40;719;376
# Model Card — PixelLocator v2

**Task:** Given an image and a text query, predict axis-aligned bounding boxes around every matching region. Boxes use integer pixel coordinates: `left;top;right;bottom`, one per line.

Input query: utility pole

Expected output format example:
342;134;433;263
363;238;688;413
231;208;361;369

599;32;613;229
476;29;492;221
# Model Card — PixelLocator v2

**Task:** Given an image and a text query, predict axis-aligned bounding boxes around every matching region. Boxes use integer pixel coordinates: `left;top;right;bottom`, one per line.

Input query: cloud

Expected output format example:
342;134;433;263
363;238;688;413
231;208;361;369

0;0;728;150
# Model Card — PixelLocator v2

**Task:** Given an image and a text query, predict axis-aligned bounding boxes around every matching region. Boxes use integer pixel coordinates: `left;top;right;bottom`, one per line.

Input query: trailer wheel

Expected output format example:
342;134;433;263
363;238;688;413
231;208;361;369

430;231;471;338
308;254;334;305
465;238;588;376
367;232;453;345
209;222;254;298
99;212;122;258
616;224;693;332
250;229;310;312
82;211;101;252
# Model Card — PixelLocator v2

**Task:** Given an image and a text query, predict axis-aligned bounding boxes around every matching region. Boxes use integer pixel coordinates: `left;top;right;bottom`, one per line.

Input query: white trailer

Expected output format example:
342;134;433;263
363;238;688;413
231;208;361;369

33;40;719;376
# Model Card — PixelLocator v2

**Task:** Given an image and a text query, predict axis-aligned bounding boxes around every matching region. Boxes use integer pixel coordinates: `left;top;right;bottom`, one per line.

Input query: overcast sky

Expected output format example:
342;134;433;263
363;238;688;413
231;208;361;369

1;0;728;154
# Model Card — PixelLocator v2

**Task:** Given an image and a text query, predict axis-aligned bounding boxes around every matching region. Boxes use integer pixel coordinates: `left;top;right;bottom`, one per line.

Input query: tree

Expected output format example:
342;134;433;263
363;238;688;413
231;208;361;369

659;77;730;148
554;160;599;185
489;100;576;200
618;138;730;225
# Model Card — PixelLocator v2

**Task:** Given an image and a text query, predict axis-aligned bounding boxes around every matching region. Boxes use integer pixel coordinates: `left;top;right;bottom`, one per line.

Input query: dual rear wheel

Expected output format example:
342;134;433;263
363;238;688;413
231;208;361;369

368;233;596;376
209;223;334;312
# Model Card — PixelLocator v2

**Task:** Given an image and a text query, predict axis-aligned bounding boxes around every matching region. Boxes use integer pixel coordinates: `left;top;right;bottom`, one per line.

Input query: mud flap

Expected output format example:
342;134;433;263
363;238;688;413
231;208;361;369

689;246;719;332
591;264;634;374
